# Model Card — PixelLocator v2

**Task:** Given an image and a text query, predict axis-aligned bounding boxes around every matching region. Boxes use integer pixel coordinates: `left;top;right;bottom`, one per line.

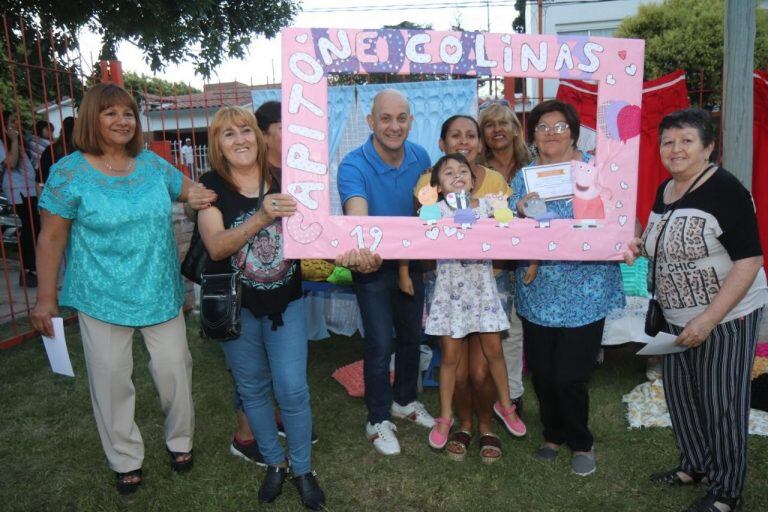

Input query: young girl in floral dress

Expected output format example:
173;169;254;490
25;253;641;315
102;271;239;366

415;153;526;459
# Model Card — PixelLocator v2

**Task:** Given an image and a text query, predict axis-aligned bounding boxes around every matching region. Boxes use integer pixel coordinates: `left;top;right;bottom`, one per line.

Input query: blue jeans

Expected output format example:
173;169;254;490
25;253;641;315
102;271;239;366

219;299;313;474
354;263;424;424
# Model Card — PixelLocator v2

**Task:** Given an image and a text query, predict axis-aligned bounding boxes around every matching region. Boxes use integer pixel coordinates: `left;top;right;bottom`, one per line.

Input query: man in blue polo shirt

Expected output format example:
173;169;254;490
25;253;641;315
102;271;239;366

337;89;435;455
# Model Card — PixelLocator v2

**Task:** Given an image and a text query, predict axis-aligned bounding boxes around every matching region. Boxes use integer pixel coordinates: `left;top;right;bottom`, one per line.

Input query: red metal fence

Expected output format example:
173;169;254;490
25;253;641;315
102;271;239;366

0;14;741;348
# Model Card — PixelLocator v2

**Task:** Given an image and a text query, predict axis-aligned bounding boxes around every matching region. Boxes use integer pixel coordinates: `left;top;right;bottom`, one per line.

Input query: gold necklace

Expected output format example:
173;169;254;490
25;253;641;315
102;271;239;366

102;157;135;174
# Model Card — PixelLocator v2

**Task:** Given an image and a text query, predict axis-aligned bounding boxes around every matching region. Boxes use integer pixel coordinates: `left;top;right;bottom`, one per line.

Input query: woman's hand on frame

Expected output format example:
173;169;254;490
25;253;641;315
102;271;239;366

260;193;297;223
624;237;643;265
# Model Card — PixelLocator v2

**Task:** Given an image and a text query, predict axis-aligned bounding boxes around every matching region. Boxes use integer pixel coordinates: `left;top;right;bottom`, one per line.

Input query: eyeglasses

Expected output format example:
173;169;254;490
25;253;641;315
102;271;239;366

534;121;569;134
479;98;511;111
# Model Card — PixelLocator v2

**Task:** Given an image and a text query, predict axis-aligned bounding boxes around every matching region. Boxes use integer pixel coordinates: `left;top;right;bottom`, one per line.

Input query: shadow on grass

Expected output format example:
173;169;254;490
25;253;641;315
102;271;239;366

0;316;766;511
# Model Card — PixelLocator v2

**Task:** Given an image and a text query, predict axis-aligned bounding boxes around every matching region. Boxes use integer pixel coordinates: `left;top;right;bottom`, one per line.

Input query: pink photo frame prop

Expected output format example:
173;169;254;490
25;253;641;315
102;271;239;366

281;28;644;260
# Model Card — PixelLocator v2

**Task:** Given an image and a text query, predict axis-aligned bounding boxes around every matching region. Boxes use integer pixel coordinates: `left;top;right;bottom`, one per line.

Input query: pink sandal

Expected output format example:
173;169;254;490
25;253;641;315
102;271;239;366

428;417;453;450
493;401;526;437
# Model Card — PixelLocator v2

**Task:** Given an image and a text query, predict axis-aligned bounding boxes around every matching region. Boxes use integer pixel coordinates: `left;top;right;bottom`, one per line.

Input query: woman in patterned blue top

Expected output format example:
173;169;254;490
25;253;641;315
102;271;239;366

510;100;624;477
30;83;216;495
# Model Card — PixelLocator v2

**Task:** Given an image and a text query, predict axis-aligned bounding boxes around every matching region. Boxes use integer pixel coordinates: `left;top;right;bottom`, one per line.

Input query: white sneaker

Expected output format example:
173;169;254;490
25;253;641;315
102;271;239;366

365;421;401;455
390;400;436;428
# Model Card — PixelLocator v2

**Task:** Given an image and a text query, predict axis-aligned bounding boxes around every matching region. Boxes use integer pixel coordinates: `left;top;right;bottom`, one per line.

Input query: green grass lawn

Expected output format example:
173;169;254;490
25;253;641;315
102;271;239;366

1;317;766;511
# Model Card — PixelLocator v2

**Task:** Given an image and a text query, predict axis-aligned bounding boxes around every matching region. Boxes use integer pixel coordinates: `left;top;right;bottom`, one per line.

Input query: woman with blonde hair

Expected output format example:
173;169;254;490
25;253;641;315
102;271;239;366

478;101;531;182
477;100;531;439
196;106;325;510
31;82;216;494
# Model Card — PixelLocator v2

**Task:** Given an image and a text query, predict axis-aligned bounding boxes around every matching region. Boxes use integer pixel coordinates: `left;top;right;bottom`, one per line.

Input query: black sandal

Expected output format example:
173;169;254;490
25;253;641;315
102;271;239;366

115;468;142;495
650;467;708;486
684;493;742;512
166;446;194;473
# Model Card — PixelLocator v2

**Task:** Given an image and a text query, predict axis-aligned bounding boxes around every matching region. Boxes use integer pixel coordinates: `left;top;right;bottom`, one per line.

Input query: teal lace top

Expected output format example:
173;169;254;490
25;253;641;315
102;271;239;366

39;150;185;327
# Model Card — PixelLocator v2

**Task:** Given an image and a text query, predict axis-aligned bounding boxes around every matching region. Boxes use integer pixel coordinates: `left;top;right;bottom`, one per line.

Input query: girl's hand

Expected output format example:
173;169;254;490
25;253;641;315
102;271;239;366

30;298;59;338
187;183;217;210
399;274;414;296
260;193;297;222
624;237;643;265
523;264;538;285
675;313;716;348
516;192;540;217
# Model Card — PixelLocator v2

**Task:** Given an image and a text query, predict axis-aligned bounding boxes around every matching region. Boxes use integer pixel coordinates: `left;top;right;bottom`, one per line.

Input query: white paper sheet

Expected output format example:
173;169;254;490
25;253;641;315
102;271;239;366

521;162;573;201
636;332;689;356
42;317;74;377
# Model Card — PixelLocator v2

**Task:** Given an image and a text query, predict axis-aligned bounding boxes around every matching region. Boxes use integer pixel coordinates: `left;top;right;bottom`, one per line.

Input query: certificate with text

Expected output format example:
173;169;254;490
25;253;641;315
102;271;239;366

522;163;573;201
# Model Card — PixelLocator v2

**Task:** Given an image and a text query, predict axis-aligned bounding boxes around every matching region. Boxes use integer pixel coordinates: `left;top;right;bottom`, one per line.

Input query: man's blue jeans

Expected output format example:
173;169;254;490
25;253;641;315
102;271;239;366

354;263;424;424
219;299;313;474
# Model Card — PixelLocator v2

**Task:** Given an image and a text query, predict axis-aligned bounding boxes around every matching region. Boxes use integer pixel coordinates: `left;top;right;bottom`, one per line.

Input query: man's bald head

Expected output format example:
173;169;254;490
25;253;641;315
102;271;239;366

371;89;411;117
367;89;414;160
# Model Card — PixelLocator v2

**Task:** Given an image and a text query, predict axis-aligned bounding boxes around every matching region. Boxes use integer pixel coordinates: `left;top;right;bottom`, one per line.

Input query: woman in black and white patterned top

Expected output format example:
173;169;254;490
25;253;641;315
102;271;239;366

628;108;767;512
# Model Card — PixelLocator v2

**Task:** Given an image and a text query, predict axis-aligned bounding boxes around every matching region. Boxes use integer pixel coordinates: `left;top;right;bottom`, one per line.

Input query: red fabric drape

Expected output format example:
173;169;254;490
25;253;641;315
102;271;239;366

754;70;768;271
557;71;690;226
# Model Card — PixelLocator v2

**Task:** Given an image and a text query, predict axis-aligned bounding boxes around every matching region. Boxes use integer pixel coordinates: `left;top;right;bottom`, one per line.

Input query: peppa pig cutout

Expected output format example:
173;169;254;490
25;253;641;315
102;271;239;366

485;193;514;228
417;185;442;225
281;28;644;260
446;191;477;230
571;159;612;226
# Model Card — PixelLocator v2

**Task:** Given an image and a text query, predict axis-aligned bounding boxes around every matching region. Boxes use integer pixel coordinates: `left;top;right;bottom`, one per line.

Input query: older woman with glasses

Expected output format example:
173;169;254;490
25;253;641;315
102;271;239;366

510;100;624;477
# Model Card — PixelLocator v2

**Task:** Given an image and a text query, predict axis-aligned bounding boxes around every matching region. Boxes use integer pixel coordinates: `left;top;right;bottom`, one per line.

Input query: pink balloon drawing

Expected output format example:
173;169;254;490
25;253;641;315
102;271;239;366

599;100;641;142
616;104;641;142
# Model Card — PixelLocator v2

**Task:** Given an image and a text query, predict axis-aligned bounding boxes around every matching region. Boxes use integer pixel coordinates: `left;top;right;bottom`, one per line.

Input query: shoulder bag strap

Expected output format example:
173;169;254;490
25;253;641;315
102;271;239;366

649;164;715;297
236;169;268;273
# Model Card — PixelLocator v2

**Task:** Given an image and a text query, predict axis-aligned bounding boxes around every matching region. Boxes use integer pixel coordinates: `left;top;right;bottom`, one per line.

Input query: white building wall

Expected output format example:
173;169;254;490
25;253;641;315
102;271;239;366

36;100;76;138
523;0;660;101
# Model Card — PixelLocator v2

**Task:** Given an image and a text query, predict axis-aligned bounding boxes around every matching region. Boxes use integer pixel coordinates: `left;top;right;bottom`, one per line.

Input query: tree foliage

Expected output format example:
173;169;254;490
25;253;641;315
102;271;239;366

121;72;201;97
513;0;526;34
615;0;768;105
3;0;299;78
0;14;82;130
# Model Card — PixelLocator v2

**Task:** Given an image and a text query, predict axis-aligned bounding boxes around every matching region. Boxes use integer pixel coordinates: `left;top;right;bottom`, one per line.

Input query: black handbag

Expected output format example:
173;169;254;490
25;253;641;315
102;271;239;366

645;165;713;337
181;225;207;285
200;269;245;340
197;171;266;341
644;297;666;338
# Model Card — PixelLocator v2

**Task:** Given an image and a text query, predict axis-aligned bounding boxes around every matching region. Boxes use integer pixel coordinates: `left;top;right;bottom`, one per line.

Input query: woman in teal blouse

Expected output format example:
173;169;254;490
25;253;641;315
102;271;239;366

30;83;216;495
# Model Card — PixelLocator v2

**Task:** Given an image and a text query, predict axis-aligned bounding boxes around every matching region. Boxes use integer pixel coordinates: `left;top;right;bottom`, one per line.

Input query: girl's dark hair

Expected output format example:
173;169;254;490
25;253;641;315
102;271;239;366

658;108;715;148
255;101;281;133
526;99;581;149
439;114;480;141
430;152;474;188
53;116;75;158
